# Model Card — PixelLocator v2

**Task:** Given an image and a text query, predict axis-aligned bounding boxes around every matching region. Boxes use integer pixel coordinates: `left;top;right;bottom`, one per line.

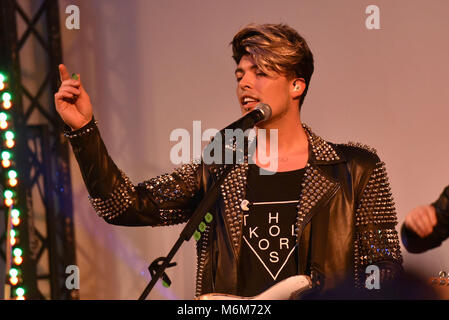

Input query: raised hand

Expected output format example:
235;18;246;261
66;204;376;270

54;64;93;130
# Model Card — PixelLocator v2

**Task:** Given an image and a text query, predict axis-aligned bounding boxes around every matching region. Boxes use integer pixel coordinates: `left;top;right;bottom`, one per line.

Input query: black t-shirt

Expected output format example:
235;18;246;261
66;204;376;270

237;164;305;297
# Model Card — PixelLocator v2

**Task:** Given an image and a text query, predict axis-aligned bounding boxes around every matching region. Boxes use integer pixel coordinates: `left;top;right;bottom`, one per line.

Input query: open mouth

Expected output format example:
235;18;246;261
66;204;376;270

241;95;260;111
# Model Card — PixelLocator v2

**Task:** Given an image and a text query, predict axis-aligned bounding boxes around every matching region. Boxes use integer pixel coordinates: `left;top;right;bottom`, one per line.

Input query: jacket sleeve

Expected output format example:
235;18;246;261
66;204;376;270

401;186;449;253
66;117;203;227
353;157;403;288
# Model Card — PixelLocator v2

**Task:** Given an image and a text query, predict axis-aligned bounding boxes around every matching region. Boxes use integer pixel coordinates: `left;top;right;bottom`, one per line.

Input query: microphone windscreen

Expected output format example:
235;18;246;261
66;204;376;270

255;103;272;121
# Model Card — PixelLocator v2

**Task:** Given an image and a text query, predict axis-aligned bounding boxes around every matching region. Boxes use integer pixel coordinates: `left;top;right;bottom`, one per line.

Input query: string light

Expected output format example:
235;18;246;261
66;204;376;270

0;73;5;90
11;208;20;218
15;287;25;300
2;150;11;160
4;189;13;199
2;92;12;109
13;248;22;257
8;170;18;186
2;150;11;168
8;170;17;179
4;190;14;207
11;218;20;227
10;229;17;245
6;140;15;148
1;90;12;109
12;217;20;226
1;72;24;300
5;130;14;140
2;92;11;102
13;256;23;265
9;265;20;286
10;277;19;286
9;268;18;278
3;100;12;109
0;112;7;129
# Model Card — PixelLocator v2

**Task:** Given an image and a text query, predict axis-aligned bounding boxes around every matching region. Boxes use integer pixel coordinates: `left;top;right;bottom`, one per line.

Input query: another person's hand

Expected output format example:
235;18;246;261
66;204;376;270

404;205;437;238
54;64;93;130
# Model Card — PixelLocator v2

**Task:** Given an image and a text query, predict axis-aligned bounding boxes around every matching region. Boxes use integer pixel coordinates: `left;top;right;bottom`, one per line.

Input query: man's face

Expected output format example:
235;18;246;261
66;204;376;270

235;55;295;124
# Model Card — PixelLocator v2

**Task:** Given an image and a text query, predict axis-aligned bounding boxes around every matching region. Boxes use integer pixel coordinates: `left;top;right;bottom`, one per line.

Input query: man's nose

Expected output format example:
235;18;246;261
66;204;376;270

239;73;254;90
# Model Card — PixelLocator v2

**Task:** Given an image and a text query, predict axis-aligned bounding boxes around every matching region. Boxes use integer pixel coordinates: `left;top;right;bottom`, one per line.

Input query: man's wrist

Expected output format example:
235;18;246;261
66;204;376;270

63;116;97;139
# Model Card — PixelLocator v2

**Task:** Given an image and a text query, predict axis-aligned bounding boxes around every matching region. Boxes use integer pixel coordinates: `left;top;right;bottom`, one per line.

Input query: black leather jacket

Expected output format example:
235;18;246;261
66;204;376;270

66;118;403;297
401;186;449;253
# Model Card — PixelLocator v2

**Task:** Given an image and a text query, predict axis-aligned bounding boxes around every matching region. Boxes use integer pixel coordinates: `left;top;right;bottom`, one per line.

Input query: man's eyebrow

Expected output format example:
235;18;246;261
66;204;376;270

234;65;258;75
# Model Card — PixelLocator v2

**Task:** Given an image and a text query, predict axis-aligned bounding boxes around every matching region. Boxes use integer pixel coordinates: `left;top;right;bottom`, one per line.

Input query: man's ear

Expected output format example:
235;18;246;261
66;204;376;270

291;78;306;100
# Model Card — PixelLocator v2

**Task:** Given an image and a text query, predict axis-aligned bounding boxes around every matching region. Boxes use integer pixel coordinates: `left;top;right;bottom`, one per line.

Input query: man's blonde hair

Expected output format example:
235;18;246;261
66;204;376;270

231;23;314;108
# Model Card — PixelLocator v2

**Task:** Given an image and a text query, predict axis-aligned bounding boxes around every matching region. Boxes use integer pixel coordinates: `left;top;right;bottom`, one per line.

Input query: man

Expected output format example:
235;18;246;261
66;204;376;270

401;186;449;253
55;23;402;298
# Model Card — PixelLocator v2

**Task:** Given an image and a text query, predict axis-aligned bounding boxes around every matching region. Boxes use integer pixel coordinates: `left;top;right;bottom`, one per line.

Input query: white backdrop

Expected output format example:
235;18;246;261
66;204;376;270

59;0;449;299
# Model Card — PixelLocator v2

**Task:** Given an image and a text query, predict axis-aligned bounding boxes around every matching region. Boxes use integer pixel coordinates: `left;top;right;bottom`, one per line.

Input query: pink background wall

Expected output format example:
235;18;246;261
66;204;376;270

58;0;449;299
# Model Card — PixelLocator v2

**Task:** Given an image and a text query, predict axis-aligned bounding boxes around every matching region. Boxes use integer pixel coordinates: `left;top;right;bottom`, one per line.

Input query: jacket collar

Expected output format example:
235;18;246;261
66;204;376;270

241;122;346;166
302;123;346;165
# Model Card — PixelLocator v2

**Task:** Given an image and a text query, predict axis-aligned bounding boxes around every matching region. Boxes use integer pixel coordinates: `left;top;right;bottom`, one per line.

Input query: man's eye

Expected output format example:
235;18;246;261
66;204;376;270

256;71;266;77
236;77;242;82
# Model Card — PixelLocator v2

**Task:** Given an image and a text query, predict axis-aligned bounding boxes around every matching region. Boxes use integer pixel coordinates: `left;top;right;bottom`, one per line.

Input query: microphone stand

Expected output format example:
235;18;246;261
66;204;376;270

138;159;235;300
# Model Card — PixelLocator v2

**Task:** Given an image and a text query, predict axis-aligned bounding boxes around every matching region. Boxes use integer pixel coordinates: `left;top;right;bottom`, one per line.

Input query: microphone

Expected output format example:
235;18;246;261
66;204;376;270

203;103;272;164
219;103;272;133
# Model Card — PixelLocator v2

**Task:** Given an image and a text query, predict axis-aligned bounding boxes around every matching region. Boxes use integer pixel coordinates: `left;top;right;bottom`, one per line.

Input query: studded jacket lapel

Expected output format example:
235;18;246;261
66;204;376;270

218;162;249;257
296;125;343;276
296;124;343;231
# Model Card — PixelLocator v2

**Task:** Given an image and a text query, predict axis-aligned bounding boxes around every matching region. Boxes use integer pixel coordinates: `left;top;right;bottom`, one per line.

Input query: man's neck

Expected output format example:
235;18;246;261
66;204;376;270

253;110;309;172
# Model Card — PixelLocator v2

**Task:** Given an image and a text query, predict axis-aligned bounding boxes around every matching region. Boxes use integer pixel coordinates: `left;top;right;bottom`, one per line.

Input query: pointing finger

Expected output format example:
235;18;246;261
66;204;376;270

59;64;70;82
